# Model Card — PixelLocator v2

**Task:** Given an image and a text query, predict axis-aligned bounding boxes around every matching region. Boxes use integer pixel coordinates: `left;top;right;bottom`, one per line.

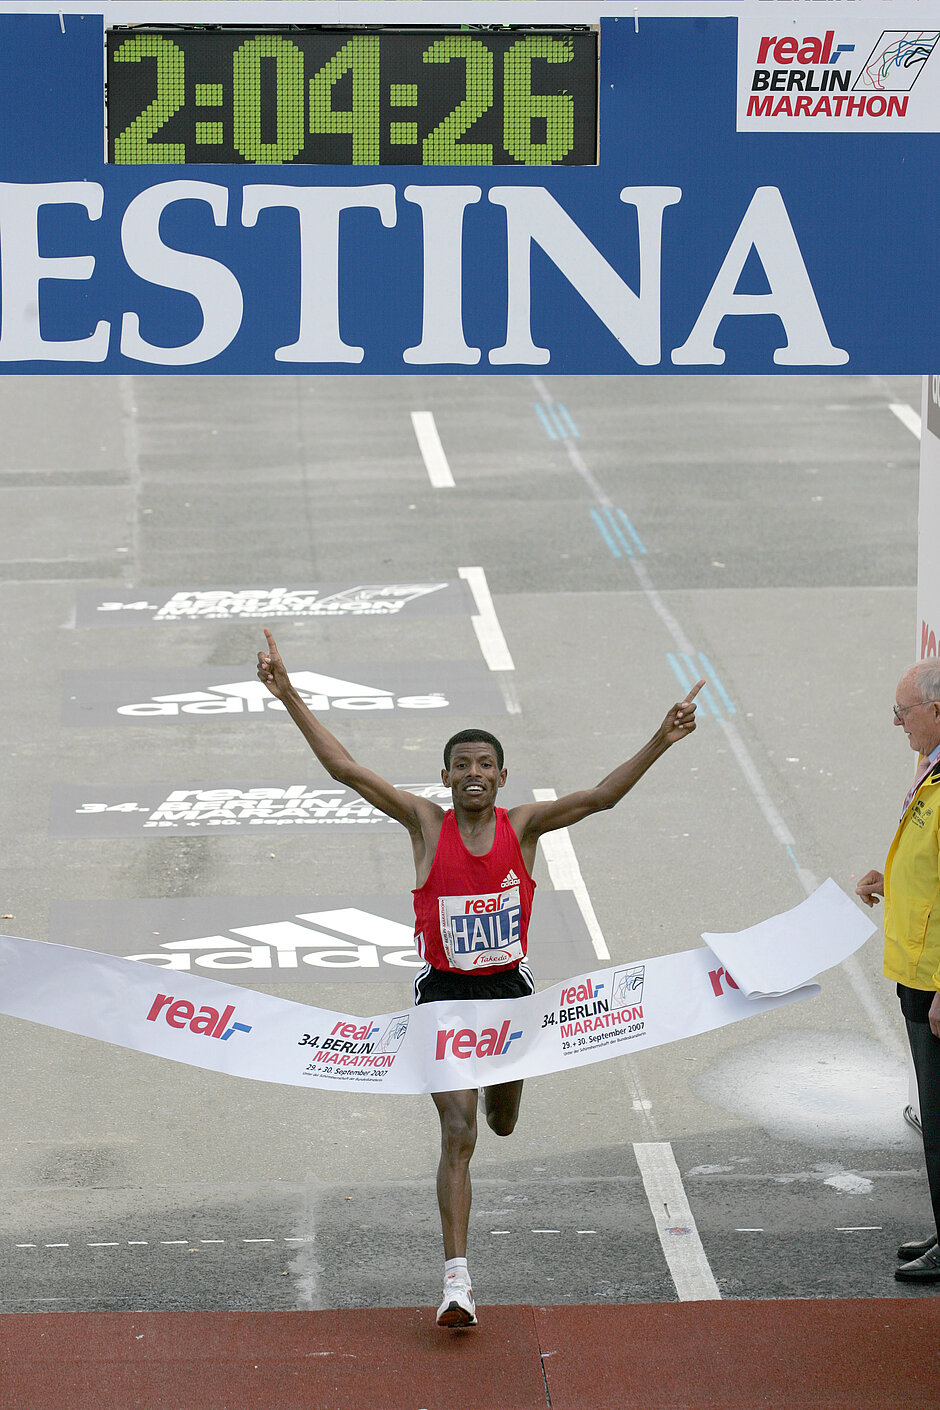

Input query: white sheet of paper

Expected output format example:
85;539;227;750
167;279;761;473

701;878;876;999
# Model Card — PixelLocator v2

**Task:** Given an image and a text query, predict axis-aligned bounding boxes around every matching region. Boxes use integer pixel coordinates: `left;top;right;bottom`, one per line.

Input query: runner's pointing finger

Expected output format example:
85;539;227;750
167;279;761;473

684;679;705;703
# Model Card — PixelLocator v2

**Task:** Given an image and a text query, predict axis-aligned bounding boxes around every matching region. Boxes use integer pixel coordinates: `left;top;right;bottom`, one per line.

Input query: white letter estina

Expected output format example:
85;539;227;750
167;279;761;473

0;181;846;370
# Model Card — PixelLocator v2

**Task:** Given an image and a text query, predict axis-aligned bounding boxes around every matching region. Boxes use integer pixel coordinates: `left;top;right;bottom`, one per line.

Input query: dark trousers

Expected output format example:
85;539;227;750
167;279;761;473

906;1016;940;1240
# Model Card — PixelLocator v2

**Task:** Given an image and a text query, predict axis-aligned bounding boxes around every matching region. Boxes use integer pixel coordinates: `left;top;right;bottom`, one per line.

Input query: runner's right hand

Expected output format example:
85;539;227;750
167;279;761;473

258;628;291;698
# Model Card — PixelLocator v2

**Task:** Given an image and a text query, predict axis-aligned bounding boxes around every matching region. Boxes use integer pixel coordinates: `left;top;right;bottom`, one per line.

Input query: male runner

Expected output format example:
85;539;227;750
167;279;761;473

257;629;703;1327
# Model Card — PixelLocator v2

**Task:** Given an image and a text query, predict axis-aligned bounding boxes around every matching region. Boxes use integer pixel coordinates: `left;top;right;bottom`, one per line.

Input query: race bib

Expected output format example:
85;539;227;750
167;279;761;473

438;887;525;972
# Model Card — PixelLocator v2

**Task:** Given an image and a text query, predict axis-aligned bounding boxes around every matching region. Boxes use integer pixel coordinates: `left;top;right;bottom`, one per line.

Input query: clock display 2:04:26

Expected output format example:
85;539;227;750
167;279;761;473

107;30;599;167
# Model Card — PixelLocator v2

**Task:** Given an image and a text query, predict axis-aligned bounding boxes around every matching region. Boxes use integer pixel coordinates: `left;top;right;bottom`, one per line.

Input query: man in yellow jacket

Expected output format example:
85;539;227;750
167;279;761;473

857;657;940;1282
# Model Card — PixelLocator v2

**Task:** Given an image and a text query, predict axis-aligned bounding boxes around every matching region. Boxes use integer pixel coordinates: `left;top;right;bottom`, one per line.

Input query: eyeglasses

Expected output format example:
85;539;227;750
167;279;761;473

894;700;940;722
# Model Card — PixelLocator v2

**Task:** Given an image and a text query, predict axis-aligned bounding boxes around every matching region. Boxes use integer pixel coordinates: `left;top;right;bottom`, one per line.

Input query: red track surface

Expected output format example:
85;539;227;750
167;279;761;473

2;1299;938;1409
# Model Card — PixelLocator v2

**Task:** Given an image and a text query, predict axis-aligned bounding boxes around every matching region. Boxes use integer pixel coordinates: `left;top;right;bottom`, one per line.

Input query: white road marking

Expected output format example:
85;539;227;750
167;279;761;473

411;410;455;488
532;789;610;961
837;1226;882;1232
633;1142;721;1301
12;1234;329;1256
889;402;921;439
458;565;515;672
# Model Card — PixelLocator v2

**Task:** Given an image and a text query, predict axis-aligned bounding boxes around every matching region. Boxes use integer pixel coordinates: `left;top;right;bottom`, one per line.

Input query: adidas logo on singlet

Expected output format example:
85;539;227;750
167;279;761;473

500;870;520;889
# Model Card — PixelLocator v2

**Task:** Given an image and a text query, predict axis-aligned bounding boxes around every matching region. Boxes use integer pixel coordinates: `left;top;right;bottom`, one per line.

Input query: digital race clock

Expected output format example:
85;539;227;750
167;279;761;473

106;28;598;166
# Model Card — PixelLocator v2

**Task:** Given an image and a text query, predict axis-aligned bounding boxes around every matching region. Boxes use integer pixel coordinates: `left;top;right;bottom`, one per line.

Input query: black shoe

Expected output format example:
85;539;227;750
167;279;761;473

895;1245;940;1282
898;1234;939;1261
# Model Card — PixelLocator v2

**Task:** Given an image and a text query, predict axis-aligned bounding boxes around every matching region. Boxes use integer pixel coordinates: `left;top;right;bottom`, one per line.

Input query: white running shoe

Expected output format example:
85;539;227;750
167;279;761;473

436;1274;478;1328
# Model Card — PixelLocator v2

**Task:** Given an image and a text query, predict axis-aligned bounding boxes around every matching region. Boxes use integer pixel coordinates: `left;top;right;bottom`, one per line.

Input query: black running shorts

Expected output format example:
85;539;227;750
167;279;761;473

414;961;535;1006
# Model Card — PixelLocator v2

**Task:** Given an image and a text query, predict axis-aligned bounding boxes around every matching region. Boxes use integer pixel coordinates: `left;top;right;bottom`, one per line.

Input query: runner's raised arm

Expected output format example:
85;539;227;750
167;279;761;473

256;628;440;842
508;681;705;861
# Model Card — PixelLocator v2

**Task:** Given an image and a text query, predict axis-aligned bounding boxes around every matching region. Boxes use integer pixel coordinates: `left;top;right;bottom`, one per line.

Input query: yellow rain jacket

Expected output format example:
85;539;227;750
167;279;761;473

883;758;940;990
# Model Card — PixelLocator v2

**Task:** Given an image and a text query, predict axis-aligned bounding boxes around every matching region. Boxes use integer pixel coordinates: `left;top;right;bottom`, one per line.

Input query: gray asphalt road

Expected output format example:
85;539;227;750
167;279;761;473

0;370;933;1315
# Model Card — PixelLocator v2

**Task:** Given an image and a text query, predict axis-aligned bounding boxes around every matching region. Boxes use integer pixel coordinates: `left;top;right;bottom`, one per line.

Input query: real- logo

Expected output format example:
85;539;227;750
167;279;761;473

146;993;252;1040
557;972;644;1040
435;1019;522;1061
745;27;936;120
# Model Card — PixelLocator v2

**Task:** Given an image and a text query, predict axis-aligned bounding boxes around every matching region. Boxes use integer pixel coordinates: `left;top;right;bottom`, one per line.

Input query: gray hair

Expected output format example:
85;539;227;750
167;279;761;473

909;657;940;702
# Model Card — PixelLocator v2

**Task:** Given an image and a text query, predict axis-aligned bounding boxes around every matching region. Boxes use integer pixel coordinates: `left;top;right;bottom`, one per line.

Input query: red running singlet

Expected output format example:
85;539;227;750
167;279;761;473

412;808;536;974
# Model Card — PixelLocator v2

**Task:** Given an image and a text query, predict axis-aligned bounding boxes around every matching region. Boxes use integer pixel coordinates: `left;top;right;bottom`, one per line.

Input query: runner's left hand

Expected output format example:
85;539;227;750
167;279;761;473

660;680;704;745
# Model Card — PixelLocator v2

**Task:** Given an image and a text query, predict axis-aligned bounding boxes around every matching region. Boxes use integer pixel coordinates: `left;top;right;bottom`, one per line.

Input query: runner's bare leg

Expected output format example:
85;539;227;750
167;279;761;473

484;1079;524;1136
432;1081;525;1257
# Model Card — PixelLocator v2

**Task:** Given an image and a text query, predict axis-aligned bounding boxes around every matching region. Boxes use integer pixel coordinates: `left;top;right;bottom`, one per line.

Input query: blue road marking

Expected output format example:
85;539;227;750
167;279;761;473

679;652;723;720
601;506;639;557
590;506;624;558
669;652;722;720
616;508;647;555
535;403;557;441
556;403;580;438
588;504;648;561
697;653;736;715
667;652;695;696
535;401;580;441
786;844;801;872
679;648;727;716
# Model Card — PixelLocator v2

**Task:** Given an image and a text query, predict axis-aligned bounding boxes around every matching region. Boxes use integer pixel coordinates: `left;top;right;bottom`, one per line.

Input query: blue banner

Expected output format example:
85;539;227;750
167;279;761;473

0;13;935;373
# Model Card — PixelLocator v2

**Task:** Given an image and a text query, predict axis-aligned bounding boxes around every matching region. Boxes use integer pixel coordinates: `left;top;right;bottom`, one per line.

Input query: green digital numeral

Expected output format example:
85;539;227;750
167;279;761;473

195;122;223;146
308;36;380;166
195;83;223;108
503;36;575;165
233;35;306;163
113;35;186;164
390;83;418;108
390;122;419;146
422;37;493;166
